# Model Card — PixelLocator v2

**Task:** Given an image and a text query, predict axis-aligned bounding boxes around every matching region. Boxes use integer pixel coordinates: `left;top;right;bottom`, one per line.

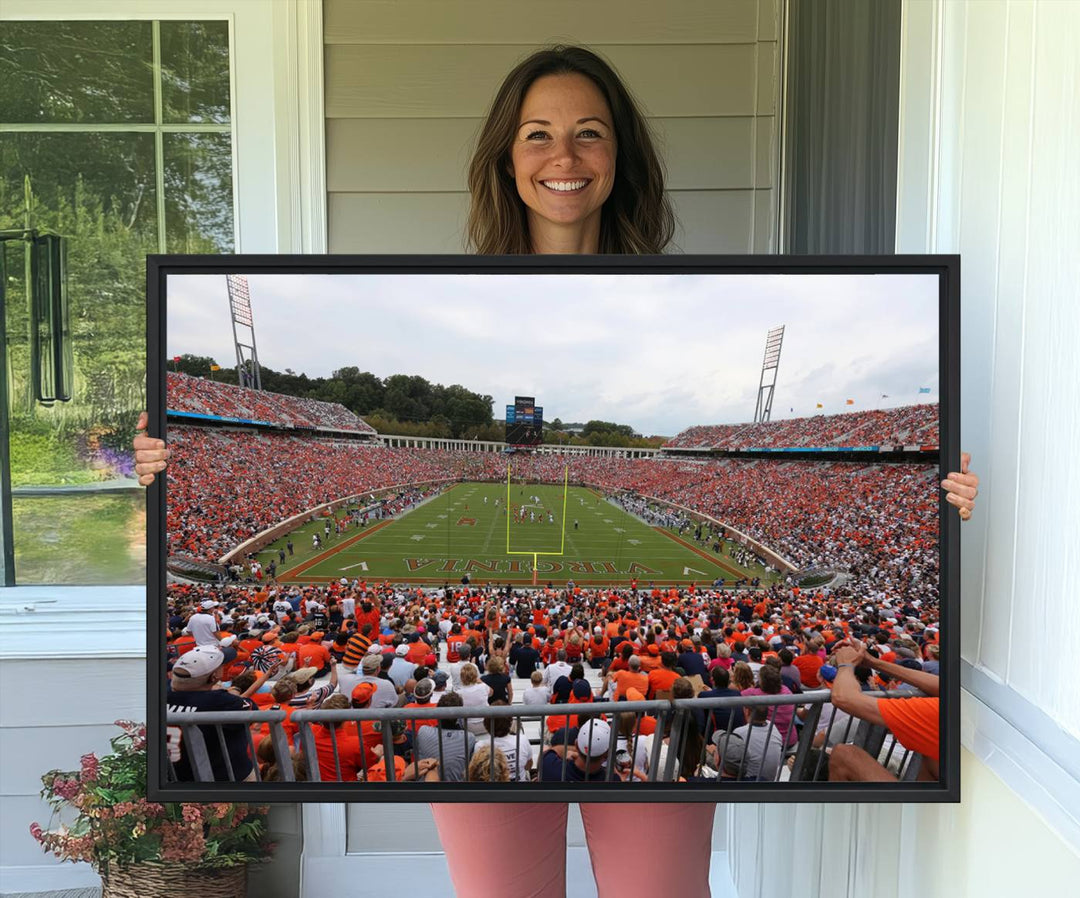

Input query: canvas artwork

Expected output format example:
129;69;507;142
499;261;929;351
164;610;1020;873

149;256;959;802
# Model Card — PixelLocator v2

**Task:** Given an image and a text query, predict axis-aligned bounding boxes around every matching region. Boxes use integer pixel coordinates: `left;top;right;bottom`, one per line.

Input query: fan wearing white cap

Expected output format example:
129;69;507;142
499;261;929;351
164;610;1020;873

185;599;222;647
166;643;256;782
540;718;613;782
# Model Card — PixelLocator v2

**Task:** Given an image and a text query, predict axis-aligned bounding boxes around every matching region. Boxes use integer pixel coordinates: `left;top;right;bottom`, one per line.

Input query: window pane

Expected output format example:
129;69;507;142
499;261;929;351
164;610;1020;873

160;21;232;124
0;21;154;124
164;132;235;252
12;493;146;585
2;132;156;584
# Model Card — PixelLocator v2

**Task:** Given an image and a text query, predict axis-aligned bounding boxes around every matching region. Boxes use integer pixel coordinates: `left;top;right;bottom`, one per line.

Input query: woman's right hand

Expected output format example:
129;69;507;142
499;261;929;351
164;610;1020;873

133;411;170;486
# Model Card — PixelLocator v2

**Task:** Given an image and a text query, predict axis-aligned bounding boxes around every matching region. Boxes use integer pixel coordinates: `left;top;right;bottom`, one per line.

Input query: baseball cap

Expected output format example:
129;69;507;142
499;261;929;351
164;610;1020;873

395;644;409;656
200;599;219;610
571;680;592;700
172;644;237;682
713;732;748;776
289;667;319;684
413;678;434;700
351;682;376;704
818;664;838;683
424;653;438;667
361;654;382;673
576;719;611;758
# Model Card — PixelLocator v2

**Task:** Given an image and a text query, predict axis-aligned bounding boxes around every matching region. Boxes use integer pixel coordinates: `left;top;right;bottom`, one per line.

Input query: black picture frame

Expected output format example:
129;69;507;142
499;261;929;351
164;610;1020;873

147;253;960;803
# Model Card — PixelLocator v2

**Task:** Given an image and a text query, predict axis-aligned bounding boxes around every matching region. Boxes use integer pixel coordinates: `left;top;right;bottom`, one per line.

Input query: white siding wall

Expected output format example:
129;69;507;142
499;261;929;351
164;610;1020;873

728;1;1080;894
324;0;782;254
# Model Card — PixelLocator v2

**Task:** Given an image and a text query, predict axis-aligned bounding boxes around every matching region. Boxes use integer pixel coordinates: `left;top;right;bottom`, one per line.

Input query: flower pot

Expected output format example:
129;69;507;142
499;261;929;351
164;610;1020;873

101;862;247;898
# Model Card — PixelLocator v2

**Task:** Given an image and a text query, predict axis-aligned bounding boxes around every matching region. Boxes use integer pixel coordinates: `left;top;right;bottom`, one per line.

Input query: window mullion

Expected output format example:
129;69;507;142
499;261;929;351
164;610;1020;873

152;19;167;254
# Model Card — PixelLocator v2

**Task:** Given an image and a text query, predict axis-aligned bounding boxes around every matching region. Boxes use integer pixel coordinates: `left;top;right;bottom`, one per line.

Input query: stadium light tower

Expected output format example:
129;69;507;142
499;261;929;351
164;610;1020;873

225;274;263;390
753;325;785;423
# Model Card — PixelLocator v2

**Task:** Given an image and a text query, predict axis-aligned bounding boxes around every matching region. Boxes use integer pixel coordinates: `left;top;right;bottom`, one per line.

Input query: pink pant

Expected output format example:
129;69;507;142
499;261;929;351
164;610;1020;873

431;802;716;898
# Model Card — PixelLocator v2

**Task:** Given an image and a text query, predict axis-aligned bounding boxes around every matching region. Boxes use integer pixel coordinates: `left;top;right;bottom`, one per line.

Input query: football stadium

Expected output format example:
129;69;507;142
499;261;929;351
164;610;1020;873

164;273;944;790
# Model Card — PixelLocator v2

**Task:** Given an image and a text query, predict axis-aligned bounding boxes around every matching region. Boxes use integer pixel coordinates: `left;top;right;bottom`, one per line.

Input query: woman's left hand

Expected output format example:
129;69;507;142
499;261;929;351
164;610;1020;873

941;452;979;520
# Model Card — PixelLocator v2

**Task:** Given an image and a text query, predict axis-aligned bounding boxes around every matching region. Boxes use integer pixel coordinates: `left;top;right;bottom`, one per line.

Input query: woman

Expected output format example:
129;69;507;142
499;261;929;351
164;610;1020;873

455;662;493;736
480;654;513;704
136;42;980;898
730;660;756;694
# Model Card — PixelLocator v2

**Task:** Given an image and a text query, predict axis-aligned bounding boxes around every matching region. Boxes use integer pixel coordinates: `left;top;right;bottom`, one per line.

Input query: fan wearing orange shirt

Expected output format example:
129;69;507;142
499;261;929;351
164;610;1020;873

587;629;610;668
311;694;367;782
296;634;331;673
603;655;649;701
827;640;941;782
639;643;662;673
646;652;681;699
401;678;440;732
405;637;430;665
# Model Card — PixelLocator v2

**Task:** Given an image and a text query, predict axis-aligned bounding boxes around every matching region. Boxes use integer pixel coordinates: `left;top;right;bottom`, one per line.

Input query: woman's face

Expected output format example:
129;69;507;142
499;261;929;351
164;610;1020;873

509;73;616;244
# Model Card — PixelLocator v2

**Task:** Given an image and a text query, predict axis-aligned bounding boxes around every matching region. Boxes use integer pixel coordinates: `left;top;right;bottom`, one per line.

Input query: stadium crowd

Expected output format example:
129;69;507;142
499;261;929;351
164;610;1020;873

165;427;471;560
661;403;938;450
162;399;943;787
166;576;941;785
166;427;937;619
167;372;376;434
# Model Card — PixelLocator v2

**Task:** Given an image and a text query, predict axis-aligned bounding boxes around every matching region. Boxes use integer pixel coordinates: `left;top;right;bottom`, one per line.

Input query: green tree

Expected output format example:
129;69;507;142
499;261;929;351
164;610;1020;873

171;353;219;378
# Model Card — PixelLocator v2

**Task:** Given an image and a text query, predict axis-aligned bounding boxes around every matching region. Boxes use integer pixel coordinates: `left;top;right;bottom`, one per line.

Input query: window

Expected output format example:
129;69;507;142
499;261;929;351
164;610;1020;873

0;19;235;584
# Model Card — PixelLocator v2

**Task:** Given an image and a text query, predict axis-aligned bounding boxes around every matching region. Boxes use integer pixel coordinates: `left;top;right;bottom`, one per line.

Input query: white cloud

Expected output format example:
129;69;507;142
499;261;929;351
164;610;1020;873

166;271;940;435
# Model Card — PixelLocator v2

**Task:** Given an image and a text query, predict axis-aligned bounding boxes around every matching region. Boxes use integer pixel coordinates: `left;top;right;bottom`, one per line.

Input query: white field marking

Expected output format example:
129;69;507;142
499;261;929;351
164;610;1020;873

683;566;706;576
411;535;426;541
613;528;625;533
341;561;369;571
426;523;439;529
437;515;447;519
627;539;641;545
603;519;613;524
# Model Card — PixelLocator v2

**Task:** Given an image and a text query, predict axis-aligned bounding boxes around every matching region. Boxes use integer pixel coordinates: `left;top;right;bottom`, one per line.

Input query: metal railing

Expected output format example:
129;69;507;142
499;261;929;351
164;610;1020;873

167;689;925;785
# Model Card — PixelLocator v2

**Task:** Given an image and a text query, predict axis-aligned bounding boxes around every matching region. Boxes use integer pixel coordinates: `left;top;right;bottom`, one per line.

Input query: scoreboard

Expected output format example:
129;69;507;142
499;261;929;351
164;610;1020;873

505;395;544;445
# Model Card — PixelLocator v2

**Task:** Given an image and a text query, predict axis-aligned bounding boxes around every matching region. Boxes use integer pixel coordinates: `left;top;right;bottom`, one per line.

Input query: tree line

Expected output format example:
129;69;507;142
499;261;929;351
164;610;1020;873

173;355;667;447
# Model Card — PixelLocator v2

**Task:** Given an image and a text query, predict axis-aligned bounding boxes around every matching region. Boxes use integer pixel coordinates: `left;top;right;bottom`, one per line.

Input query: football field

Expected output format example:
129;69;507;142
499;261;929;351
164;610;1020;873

257;482;779;587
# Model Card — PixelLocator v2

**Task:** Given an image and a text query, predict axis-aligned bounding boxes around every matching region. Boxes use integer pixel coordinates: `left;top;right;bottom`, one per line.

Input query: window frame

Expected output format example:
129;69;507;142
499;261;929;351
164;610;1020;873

0;1;325;600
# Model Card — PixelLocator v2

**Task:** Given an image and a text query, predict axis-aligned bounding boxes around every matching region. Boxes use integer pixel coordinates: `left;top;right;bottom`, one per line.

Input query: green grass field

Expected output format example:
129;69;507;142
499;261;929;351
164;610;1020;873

254;482;779;587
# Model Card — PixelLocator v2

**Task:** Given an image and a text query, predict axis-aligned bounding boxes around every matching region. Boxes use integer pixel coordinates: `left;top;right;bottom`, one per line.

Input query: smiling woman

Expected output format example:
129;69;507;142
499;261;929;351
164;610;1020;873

509;73;617;252
466;45;673;255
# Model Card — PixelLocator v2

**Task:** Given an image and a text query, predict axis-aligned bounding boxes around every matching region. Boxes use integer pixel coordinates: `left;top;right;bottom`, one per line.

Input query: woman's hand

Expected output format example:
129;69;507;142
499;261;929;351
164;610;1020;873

942;452;979;520
133;411;170;486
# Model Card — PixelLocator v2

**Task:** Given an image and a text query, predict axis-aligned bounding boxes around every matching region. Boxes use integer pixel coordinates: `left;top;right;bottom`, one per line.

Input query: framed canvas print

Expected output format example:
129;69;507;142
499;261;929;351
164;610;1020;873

147;254;960;802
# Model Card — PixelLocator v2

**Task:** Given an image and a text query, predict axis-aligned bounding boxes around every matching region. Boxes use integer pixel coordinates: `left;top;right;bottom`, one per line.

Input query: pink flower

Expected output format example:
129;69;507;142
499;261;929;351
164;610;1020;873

160;822;206;863
181;804;203;824
52;778;80;801
29;822;44;842
80;753;100;782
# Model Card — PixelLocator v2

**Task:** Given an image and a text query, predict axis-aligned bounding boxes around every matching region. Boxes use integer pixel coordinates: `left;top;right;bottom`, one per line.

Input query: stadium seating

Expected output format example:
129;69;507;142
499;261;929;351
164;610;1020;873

663;404;938;450
167;372;376;434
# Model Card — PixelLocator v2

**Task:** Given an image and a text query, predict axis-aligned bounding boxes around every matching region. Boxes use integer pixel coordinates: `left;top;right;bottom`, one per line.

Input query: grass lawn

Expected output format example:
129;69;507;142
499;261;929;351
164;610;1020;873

13;492;146;585
255;482;778;587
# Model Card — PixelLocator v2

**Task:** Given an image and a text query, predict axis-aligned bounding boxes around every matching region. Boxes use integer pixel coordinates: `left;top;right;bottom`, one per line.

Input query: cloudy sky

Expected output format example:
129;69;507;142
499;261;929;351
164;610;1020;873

166;272;940;436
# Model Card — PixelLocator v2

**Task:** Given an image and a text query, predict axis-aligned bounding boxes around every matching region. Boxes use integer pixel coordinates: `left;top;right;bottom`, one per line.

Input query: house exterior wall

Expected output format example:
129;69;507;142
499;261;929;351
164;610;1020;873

323;0;782;254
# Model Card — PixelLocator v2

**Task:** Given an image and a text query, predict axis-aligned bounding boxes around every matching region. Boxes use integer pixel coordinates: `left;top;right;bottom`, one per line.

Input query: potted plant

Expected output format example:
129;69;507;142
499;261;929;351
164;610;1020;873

30;720;273;897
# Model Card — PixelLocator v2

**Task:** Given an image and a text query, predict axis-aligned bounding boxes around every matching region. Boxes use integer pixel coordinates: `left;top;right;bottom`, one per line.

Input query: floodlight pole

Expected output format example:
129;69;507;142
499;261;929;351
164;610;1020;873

753;325;785;423
226;274;263;390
